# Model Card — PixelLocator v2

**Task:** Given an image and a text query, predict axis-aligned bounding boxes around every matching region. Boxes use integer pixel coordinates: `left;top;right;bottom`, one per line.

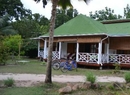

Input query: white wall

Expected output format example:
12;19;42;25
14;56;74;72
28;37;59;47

109;49;116;54
61;42;67;58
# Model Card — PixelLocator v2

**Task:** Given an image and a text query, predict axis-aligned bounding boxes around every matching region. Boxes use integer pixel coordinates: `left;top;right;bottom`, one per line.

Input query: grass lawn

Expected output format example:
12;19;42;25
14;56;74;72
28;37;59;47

0;83;62;95
0;58;129;77
0;82;130;95
0;59;47;74
0;58;130;95
0;87;45;95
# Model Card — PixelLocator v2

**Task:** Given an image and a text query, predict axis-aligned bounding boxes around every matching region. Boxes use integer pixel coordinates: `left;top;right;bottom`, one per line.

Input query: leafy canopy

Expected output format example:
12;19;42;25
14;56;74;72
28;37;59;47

55;8;78;28
0;15;17;36
89;7;122;21
0;0;31;20
3;35;23;54
34;0;90;9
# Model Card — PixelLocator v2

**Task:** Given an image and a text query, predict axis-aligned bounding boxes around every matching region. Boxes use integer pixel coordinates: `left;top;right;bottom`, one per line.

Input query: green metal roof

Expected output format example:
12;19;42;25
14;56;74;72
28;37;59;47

105;22;130;36
41;14;107;37
40;14;130;38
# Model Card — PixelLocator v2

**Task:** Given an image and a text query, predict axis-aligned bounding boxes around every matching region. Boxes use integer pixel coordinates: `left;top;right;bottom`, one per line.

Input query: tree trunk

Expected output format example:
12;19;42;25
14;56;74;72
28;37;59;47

45;0;58;83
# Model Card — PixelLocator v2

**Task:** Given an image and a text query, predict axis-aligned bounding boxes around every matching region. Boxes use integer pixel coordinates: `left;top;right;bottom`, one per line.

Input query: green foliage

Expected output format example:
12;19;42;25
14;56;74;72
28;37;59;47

58;0;72;9
86;72;96;84
89;7;122;21
124;4;130;18
20;51;25;56
0;0;31;20
32;13;49;26
12;14;49;39
3;35;23;54
22;39;37;51
0;15;17;36
36;0;89;9
0;41;9;65
113;63;121;73
55;8;78;28
107;84;115;90
4;77;14;87
12;14;49;57
124;72;130;83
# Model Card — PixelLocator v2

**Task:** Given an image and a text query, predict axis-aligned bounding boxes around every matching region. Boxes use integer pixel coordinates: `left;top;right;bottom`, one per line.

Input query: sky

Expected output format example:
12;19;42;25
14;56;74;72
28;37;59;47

21;0;130;19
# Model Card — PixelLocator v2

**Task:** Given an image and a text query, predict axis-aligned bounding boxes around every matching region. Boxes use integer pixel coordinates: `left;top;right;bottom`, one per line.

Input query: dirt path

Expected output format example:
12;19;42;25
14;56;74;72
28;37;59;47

0;73;126;87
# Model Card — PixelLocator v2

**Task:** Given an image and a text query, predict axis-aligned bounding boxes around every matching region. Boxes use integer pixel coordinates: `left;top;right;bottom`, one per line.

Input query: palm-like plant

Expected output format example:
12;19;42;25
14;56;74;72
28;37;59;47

34;0;90;83
0;15;17;36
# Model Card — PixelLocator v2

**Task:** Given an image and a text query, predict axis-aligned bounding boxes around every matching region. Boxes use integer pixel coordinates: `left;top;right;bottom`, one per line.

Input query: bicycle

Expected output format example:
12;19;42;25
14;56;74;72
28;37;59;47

52;59;61;70
52;59;77;72
52;58;67;70
60;59;77;73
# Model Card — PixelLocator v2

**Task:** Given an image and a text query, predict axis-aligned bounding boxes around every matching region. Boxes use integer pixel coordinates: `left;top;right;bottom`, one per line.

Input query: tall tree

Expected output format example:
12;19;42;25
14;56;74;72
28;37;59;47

12;13;49;39
0;0;31;20
12;17;48;38
34;0;90;83
3;35;23;55
124;4;130;18
0;15;17;36
12;13;49;57
0;41;9;65
55;8;78;28
89;7;122;21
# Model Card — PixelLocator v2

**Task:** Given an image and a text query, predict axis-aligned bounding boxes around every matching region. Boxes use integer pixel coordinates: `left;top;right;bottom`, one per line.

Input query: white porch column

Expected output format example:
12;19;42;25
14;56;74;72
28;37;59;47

38;40;40;57
76;42;79;62
55;42;58;51
43;39;47;59
59;42;61;59
98;42;102;64
106;43;109;63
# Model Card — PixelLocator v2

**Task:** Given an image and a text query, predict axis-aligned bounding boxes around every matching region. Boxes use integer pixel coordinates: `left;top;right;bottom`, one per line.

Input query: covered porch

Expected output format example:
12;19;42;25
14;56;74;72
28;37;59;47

38;36;109;66
38;36;130;68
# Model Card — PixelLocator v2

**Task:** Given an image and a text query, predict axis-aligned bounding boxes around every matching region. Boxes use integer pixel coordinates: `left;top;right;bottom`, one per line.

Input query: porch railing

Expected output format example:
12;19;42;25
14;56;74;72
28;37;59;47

39;50;59;60
52;51;59;60
78;53;130;64
39;50;44;57
109;54;130;64
78;53;98;63
39;50;130;64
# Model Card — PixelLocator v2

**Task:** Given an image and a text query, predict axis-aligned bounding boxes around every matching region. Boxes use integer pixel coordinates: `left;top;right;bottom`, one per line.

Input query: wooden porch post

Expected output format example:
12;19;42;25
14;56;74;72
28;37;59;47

106;43;109;63
76;42;79;62
98;42;102;64
38;40;40;57
44;39;47;59
59;42;61;59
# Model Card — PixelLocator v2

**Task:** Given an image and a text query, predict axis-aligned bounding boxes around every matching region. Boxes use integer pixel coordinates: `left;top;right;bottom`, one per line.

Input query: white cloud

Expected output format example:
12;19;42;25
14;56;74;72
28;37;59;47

21;0;130;19
21;0;52;19
86;0;129;16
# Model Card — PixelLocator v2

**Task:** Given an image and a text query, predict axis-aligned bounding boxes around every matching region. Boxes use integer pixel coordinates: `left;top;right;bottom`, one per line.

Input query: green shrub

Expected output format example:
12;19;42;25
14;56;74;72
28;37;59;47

0;42;9;65
86;73;96;84
113;63;120;71
107;84;115;90
4;78;14;87
124;72;130;83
